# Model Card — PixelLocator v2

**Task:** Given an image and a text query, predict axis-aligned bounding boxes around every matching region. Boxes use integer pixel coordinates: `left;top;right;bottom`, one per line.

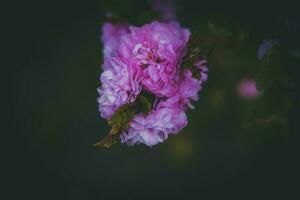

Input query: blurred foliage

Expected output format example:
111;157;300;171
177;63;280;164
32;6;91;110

177;13;295;148
238;83;292;146
208;22;233;37
94;92;154;148
255;44;294;91
238;43;295;146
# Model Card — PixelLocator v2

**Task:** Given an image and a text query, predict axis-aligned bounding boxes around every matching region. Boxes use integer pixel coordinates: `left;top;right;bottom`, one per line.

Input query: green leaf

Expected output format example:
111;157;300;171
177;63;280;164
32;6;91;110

135;94;152;115
93;126;120;148
94;92;155;148
94;103;136;148
182;34;212;80
108;103;136;130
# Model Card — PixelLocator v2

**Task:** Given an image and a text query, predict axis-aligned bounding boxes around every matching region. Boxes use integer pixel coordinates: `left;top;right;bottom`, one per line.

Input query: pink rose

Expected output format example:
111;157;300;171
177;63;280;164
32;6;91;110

121;104;187;146
117;21;190;97
97;57;142;119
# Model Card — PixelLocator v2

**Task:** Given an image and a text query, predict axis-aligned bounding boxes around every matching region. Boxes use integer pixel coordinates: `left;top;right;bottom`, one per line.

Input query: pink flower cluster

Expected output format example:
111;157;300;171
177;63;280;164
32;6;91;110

98;21;208;146
236;79;261;100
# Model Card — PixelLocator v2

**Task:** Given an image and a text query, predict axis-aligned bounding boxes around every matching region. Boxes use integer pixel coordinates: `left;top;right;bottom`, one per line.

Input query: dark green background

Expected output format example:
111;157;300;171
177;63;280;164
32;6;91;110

7;0;300;199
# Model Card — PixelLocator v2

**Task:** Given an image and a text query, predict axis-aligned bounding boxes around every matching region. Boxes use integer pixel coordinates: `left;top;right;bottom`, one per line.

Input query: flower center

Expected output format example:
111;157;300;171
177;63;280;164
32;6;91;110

133;44;164;69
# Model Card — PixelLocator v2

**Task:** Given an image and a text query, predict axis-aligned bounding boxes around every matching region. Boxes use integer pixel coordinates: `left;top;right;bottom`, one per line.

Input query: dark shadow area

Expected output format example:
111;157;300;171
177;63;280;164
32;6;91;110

6;0;300;199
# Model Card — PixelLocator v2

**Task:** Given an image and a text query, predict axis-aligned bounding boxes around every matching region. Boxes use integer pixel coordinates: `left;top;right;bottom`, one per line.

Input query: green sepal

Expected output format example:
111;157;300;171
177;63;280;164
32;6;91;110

93;126;120;148
182;33;212;80
94;92;154;148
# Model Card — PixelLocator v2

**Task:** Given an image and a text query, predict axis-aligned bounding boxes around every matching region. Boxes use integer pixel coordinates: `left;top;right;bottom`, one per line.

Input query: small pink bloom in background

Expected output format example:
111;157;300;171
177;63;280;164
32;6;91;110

237;79;261;100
